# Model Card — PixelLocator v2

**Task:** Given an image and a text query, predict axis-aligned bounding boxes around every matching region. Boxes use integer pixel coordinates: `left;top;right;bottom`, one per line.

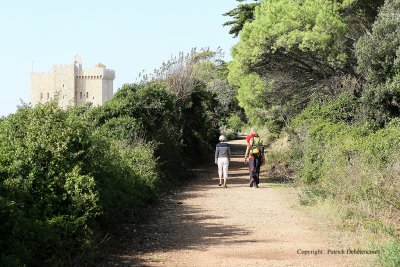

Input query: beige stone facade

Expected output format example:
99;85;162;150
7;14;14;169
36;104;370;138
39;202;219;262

31;56;115;108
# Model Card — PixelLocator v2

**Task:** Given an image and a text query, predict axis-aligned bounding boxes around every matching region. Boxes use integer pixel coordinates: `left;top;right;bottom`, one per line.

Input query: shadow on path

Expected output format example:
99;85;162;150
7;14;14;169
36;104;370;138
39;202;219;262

102;137;364;267
102;140;252;266
102;195;249;266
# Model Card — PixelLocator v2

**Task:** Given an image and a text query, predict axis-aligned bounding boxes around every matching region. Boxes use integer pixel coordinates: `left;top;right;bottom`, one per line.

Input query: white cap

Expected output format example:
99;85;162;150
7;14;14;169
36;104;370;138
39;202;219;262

219;135;226;142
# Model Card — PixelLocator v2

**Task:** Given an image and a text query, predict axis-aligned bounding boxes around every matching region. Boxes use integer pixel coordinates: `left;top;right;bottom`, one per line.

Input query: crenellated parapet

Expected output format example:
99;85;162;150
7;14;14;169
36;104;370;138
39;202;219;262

103;69;115;80
31;56;115;108
75;68;115;80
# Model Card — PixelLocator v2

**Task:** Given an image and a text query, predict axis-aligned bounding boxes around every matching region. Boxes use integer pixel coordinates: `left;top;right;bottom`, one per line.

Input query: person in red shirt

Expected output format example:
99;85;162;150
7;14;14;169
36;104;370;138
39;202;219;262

246;128;256;145
244;130;263;188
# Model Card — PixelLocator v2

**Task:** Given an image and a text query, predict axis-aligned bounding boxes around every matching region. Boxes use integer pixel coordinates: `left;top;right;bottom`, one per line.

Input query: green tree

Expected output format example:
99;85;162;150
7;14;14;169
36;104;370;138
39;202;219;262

88;82;185;179
191;51;243;124
227;0;385;131
356;0;400;124
229;0;351;130
356;0;400;84
137;48;229;160
223;0;261;38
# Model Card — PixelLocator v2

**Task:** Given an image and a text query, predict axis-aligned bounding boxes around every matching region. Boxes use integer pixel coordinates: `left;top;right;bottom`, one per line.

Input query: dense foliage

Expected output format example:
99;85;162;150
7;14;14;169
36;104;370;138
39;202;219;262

3;0;400;264
356;0;400;124
291;94;400;266
226;0;399;265
223;0;261;38
229;0;350;130
228;0;385;132
0;103;158;266
0;49;232;266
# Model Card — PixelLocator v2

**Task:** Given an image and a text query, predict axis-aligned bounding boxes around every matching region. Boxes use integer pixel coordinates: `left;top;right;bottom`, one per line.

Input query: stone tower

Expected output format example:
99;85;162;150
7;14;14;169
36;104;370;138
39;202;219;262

31;56;115;108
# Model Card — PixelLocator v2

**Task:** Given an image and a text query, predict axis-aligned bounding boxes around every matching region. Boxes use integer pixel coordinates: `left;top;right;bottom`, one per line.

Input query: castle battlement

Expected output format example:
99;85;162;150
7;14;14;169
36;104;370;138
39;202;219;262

104;69;115;79
31;56;115;108
75;68;115;80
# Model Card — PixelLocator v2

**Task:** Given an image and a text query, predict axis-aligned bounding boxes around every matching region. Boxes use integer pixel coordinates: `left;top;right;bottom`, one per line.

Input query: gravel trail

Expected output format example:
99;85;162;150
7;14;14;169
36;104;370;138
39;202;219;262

103;138;373;267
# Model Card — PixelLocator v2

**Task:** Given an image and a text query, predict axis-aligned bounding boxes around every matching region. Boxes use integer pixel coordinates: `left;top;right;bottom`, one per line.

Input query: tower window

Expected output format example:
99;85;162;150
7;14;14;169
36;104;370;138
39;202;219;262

86;92;89;99
80;92;82;99
40;92;43;99
62;83;64;88
47;92;49;100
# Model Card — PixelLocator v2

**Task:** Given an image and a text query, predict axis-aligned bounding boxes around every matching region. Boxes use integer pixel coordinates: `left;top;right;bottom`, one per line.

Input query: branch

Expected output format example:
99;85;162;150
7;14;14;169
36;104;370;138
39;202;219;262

350;16;373;36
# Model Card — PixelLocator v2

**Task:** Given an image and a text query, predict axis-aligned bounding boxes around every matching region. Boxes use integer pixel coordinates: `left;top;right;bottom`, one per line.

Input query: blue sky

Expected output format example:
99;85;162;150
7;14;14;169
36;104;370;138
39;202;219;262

0;0;238;116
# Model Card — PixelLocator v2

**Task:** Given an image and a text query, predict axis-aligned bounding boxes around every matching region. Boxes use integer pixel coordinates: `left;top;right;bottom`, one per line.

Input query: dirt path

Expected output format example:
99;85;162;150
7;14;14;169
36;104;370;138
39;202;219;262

103;138;373;267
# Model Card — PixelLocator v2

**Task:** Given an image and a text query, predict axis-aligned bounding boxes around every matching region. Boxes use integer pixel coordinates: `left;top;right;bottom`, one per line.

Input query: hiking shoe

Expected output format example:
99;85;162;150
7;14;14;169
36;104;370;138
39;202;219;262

250;179;254;187
218;184;222;186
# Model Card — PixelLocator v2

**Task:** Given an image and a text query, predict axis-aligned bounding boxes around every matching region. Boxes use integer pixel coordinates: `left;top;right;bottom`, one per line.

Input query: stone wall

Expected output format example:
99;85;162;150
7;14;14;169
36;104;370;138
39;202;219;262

31;59;115;108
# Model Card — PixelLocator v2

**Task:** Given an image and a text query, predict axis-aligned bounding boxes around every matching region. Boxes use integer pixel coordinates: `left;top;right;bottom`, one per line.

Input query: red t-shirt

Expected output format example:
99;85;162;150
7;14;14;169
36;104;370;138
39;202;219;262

246;133;256;145
246;133;257;158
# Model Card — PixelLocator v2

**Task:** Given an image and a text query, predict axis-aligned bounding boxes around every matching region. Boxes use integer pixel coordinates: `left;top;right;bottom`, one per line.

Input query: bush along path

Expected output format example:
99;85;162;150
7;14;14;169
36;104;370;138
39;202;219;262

102;138;376;267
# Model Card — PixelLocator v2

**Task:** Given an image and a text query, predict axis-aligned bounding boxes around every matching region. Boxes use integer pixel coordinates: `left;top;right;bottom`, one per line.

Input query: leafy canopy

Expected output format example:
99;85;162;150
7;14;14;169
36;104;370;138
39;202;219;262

356;0;400;84
228;0;354;130
223;0;261;38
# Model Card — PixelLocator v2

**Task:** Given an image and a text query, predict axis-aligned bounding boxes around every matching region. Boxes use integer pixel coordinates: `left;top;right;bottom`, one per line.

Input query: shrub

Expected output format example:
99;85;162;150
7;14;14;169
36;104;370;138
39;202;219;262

289;94;400;261
0;102;160;266
0;103;100;265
